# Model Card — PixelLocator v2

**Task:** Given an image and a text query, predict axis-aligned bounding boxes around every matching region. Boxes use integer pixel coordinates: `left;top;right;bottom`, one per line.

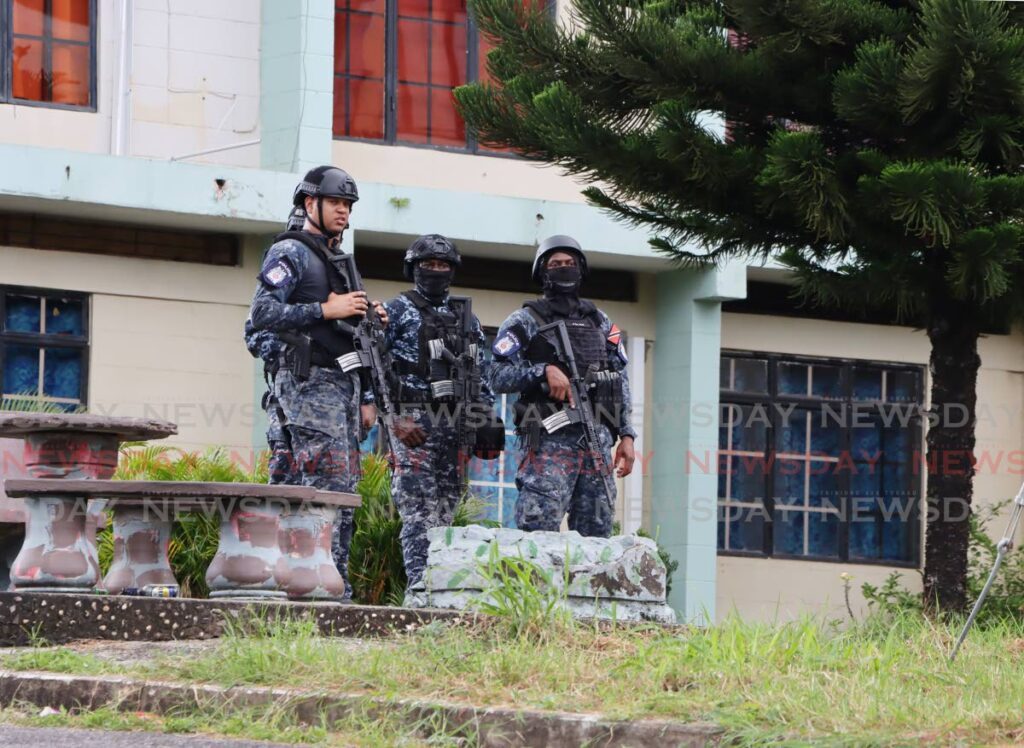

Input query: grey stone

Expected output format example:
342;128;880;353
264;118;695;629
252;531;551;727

408;525;678;624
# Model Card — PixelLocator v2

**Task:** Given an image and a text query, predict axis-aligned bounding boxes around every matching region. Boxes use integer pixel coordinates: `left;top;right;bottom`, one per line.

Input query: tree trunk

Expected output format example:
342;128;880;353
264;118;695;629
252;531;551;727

922;301;981;613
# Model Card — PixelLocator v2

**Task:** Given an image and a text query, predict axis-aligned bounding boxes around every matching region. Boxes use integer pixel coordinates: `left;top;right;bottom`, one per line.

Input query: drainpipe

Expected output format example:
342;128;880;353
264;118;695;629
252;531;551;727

111;0;133;155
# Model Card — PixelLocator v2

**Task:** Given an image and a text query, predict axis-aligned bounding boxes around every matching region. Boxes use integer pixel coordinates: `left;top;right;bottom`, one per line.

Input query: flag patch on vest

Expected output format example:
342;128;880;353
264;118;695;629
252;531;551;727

261;259;294;288
493;330;521;357
607;324;622;345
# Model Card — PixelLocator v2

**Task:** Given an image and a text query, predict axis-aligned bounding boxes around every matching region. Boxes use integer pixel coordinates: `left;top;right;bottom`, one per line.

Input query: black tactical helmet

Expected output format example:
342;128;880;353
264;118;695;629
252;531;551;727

292;165;359;207
403;234;462;280
531;234;588;284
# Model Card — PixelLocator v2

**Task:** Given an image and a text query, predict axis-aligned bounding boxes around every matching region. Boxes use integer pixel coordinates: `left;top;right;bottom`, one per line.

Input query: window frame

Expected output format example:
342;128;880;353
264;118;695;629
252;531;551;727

1;0;98;111
333;0;552;155
717;350;924;568
0;285;90;410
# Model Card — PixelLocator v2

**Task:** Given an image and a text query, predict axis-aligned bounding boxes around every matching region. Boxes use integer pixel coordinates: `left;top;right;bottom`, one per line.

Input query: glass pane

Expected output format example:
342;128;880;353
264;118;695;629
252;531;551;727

778;411;808;454
808;467;839;511
881;511;914;562
397;20;429;83
12;37;44;101
430;88;465;145
881;425;913;460
43;348;82;399
45;297;84;336
51;43;90;106
719;359;730;389
51;0;90;42
887;370;918;403
811;364;842;399
849;499;881;559
343;13;385;79
721;504;764;553
851;463;881;498
502;487;518;528
3;345;40;394
778;363;808;396
396;83;429;143
469;451;500;482
13;0;44;36
773;509;804;555
733;358;768;393
773;459;804;506
731;455;766;502
810;415;841;455
502;446;519;482
397;0;430;19
853;368;882;401
807;511;840;558
5;294;41;333
432;0;466;22
349;0;385;13
347;78;385;139
430;25;467;87
851;420;881;459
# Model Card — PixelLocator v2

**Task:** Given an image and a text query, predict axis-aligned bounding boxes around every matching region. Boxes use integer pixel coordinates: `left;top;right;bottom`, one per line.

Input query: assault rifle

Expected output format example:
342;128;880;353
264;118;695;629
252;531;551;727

425;297;487;479
536;320;618;506
330;254;396;451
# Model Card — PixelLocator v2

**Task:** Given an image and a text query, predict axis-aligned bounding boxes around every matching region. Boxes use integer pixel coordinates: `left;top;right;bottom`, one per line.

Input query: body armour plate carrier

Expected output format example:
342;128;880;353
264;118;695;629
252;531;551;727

394;290;469;400
276;230;357;360
517;299;623;434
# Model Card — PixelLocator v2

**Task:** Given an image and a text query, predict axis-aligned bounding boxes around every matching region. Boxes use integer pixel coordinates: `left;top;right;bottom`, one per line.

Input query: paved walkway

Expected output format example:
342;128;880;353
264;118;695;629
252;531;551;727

0;725;297;747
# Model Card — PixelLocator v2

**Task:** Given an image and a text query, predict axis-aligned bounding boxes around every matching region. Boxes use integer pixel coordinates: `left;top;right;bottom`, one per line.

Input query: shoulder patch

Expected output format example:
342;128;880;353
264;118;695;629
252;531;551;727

260;259;295;288
607;323;622;346
493;329;522;358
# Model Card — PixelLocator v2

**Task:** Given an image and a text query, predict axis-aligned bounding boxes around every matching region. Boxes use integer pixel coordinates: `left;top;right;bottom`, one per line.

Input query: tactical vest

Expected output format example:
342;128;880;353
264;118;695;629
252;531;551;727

274;230;356;360
394;290;468;400
518;298;623;432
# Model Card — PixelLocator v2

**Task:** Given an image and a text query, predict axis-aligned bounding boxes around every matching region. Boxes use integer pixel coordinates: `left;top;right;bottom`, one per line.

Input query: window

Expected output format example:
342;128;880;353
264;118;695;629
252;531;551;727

1;287;88;411
718;353;923;565
333;0;541;151
2;0;95;109
466;329;522;526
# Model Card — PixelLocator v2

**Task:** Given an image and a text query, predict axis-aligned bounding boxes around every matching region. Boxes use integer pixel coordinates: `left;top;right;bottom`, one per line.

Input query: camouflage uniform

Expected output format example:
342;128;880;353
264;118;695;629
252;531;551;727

488;305;635;536
243;321;293;484
248;235;372;600
384;292;494;590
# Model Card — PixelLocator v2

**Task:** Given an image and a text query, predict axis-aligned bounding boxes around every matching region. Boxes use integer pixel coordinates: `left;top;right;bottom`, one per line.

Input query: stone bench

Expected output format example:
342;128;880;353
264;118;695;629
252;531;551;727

3;479;360;601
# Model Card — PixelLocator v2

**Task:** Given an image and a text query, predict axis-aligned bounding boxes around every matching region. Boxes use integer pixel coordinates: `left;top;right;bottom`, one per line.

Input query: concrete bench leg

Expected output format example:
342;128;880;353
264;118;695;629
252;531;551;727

206;499;290;599
10;495;99;592
279;504;344;601
10;432;119;594
102;506;177;594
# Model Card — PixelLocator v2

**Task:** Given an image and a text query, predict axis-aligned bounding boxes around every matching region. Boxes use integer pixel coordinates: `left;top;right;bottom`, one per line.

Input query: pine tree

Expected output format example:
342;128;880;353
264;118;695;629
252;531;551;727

456;0;1024;612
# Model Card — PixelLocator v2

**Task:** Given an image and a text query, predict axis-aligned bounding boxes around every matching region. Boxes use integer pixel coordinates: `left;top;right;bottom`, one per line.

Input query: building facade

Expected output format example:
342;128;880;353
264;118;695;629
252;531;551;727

2;0;1022;621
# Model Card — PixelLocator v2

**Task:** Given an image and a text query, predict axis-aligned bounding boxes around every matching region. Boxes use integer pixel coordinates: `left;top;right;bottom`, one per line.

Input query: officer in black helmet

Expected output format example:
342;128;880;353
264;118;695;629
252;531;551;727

247;165;388;600
488;235;636;536
382;234;498;595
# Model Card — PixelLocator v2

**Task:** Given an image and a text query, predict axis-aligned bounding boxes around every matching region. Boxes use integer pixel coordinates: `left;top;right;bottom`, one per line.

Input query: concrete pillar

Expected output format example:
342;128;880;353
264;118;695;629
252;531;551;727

650;264;745;623
260;0;335;173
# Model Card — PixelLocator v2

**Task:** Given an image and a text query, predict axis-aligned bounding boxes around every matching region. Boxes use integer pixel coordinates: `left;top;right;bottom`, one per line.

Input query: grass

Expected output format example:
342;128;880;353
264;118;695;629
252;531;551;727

1;612;1007;746
0;647;124;676
8;612;1024;743
0;701;473;747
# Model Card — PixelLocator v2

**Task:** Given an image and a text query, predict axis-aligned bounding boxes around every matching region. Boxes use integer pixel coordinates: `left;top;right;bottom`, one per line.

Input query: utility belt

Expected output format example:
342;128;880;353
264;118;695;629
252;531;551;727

512;370;623;450
276;332;345;380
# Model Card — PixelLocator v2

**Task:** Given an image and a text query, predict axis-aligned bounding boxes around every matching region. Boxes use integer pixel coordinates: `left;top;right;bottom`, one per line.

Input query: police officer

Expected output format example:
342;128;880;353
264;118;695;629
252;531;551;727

383;235;498;592
488;235;636;536
247;165;388;600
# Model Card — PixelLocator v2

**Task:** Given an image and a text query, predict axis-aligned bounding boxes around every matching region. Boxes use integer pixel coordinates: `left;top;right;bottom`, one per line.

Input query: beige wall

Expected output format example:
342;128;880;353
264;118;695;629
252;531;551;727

0;0;261;167
717;312;1024;622
1;242;263;453
334;141;593;205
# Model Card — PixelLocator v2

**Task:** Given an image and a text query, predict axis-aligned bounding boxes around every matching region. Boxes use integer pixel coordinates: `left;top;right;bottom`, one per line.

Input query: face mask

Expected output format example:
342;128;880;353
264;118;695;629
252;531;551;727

543;265;582;296
414;267;454;303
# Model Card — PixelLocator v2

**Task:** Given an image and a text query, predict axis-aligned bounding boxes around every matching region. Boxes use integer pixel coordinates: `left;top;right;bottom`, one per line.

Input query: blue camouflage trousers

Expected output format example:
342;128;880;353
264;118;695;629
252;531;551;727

388;407;461;590
272;365;362;600
515;424;616;537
